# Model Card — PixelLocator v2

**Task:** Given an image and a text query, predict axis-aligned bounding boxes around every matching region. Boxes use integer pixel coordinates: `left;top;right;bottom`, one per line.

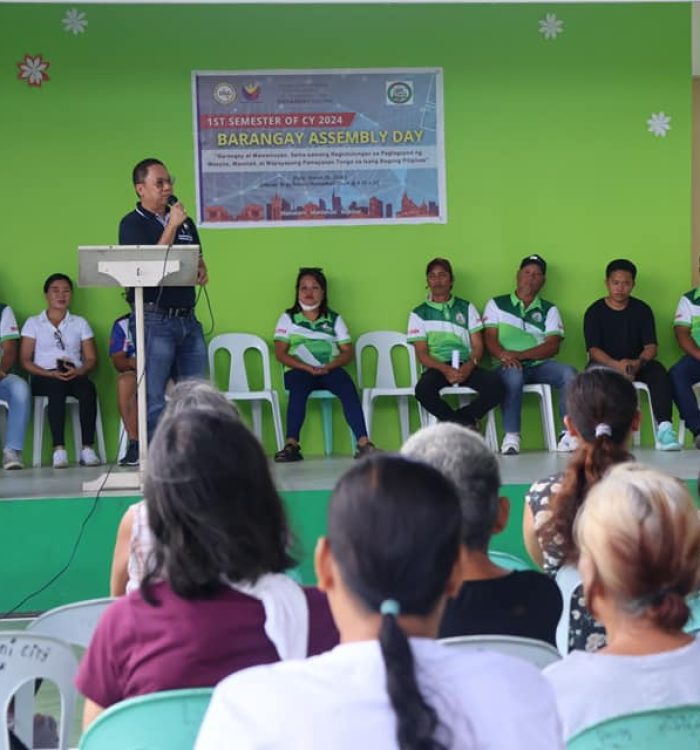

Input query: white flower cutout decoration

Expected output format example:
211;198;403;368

539;14;564;40
16;54;50;87
62;8;88;35
647;112;671;137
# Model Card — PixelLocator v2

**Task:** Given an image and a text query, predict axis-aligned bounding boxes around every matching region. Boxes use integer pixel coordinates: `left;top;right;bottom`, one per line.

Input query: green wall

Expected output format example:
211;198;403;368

1;2;692;455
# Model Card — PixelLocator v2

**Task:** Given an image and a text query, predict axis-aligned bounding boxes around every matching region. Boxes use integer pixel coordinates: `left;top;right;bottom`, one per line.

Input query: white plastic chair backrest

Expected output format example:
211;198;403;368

0;631;79;750
355;331;418;390
439;634;561;670
555;564;583;655
27;597;115;648
208;333;272;393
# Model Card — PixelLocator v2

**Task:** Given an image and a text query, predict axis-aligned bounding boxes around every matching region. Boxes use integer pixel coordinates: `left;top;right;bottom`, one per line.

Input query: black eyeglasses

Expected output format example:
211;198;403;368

54;330;65;351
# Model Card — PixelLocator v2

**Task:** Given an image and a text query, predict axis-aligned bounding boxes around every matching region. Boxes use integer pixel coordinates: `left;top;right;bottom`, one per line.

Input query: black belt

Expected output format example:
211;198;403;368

143;303;194;318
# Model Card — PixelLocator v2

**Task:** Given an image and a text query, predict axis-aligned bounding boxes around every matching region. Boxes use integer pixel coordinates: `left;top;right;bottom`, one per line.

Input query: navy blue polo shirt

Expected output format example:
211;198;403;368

118;203;201;308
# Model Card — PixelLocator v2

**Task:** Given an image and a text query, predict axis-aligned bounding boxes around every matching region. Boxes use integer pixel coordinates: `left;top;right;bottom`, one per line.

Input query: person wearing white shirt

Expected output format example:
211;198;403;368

197;455;563;750
20;273;100;468
0;302;30;469
544;463;700;741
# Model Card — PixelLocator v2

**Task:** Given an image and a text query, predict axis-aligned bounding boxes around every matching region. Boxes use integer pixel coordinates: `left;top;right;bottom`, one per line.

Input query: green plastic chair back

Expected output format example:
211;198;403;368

78;687;213;750
684;593;700;634
567;704;700;749
488;549;533;571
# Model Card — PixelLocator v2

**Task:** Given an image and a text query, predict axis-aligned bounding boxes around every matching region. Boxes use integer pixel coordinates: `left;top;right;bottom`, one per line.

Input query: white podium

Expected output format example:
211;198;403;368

78;245;199;492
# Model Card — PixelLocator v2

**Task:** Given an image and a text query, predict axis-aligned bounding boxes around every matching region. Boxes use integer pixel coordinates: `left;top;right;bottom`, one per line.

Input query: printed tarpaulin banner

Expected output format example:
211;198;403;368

192;68;446;228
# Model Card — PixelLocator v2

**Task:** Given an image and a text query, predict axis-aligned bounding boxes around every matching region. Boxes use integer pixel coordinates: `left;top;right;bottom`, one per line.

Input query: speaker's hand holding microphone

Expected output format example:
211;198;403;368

166;194;189;231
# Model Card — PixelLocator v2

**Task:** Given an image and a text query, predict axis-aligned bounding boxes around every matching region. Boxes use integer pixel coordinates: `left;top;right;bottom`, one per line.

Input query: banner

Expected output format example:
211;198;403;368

192;68;446;228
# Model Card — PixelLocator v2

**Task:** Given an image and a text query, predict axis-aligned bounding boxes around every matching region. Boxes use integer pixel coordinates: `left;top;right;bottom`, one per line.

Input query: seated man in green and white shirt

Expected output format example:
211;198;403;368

408;258;504;430
484;254;577;455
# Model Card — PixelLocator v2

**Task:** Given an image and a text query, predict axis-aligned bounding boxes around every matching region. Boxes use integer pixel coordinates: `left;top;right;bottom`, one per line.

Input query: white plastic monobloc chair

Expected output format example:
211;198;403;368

0;631;79;750
439;634;560;670
554;564;583;656
355;331;419;443
0;399;8;446
418;387;499;451
12;597;116;748
32;395;107;467
521;384;558;452
208;333;284;451
632;381;658;447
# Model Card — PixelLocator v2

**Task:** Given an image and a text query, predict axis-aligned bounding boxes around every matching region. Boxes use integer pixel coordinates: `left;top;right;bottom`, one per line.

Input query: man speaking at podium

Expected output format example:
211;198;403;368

118;158;208;440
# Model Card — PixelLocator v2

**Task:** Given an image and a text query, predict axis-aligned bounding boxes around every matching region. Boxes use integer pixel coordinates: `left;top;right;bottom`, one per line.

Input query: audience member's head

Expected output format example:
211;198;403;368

543;367;639;561
43;272;73;294
577;463;700;631
319;454;462;749
142;408;293;601
162;379;240;419
401;423;504;551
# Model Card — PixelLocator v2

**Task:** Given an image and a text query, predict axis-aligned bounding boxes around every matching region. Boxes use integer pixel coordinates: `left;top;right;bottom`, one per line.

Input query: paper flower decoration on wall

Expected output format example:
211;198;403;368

17;54;50;87
539;14;564;40
647;112;671;137
62;8;88;35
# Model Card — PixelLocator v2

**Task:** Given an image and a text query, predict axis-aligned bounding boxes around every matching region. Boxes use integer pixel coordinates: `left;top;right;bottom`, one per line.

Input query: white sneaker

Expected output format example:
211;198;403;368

80;446;101;466
501;433;520;455
52;448;69;468
3;448;24;470
557;431;578;452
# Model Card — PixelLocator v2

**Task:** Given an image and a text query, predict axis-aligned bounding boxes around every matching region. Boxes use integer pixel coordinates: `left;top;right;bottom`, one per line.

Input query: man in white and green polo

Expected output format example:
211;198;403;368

670;285;700;448
408;258;505;429
483;255;577;455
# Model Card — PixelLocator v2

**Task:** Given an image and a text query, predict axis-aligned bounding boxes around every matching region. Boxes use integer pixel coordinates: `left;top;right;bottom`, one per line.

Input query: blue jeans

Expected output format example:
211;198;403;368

496;360;577;434
284;368;368;441
134;312;207;440
0;374;30;451
670;355;700;434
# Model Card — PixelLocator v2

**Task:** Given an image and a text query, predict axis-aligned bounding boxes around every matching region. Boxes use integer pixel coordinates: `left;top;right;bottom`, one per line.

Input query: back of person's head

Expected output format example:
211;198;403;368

401;423;500;551
543;367;638;561
577;463;700;631
162;379;240;420
142;408;293;601
328;455;462;750
605;258;637;279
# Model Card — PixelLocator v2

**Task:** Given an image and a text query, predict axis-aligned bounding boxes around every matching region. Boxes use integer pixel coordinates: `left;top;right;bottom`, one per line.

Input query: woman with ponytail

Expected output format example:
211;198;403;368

197;455;563;750
544;463;700;740
523;367;639;651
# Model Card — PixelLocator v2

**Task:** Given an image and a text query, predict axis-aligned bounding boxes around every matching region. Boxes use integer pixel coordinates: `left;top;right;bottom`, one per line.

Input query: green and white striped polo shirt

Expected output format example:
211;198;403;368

483;293;564;367
674;288;700;346
274;309;351;366
407;296;482;363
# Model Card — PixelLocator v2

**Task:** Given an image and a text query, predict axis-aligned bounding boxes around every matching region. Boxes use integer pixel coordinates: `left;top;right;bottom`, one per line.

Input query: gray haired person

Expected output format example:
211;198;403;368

401;423;562;645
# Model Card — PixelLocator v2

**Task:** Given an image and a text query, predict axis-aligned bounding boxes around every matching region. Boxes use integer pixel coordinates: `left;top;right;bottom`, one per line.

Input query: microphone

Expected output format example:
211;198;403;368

167;194;192;234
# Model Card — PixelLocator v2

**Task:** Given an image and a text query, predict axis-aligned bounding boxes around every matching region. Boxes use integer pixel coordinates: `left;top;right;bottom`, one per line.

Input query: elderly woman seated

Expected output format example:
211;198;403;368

544;463;700;740
77;395;337;728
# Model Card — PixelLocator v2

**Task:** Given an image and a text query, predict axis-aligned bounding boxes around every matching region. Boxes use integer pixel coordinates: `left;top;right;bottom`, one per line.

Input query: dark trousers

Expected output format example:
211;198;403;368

31;374;97;446
284;368;368;441
415;366;505;425
633;361;674;424
669;355;700;434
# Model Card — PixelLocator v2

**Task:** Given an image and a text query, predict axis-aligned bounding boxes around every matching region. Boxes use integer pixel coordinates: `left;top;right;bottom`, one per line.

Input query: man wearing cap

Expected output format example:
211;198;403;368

483;255;577;455
408;258;505;431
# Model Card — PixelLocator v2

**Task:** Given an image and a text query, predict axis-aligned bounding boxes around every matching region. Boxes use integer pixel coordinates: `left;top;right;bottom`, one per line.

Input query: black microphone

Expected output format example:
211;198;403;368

167;194;192;234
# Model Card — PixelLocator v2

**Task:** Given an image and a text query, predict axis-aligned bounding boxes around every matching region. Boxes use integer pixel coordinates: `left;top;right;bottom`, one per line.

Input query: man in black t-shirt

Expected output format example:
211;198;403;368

583;258;680;450
401;422;562;646
118;158;209;439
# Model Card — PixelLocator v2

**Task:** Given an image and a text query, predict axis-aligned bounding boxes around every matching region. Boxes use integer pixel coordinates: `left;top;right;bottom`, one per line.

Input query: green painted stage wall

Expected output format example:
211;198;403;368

0;2;692;457
0;487;533;613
